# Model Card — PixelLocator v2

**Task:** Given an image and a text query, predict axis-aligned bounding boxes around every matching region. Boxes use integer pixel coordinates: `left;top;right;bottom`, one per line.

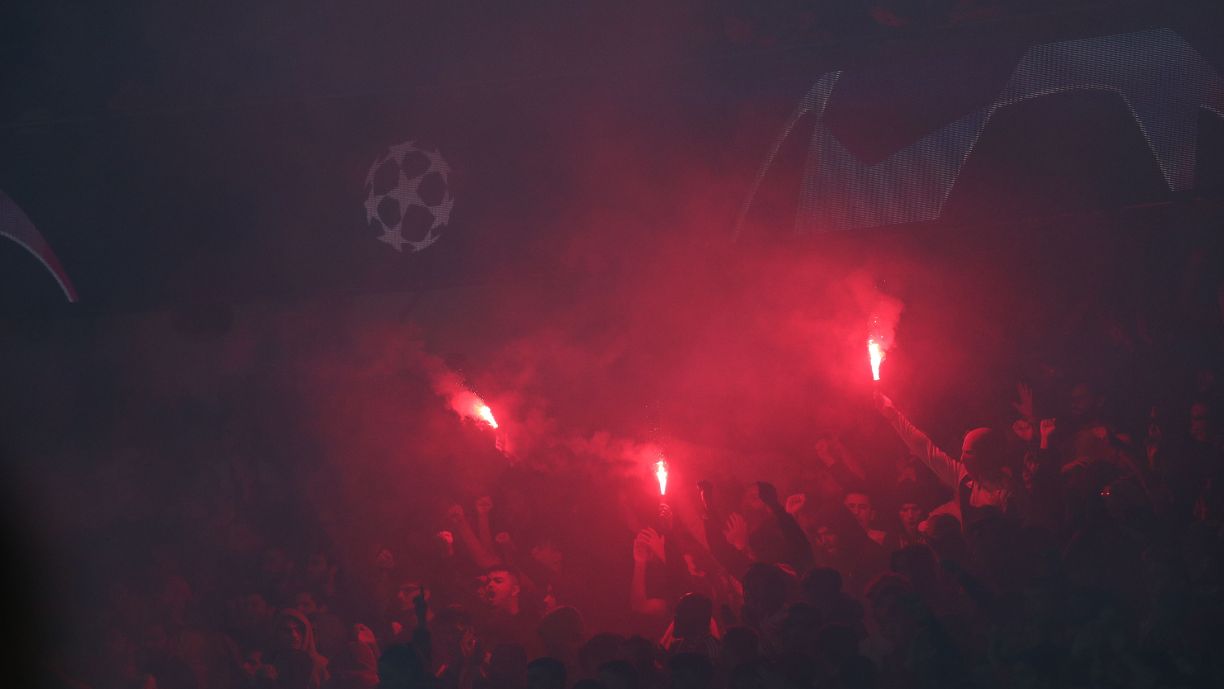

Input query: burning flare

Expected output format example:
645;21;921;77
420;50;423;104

448;389;499;431
475;402;499;429
655;458;669;497
867;338;884;382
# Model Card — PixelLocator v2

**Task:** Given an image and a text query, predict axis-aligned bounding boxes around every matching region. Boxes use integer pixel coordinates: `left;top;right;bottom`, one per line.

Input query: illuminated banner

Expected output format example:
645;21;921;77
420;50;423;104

737;29;1224;237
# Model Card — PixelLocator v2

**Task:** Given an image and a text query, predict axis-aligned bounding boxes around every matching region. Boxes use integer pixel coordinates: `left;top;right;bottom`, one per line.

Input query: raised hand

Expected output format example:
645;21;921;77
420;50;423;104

872;390;895;413
414;586;428;620
785;493;807;516
1012;382;1034;421
723;513;749;551
355;624;378;646
632;532;652;563
633;527;664;563
658;502;673;522
1039;418;1057;449
446;504;466;524
640;527;665;562
475;496;494;515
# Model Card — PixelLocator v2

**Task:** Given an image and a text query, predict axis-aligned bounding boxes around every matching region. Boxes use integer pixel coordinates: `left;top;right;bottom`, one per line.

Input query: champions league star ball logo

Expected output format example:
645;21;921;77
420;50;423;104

364;141;454;253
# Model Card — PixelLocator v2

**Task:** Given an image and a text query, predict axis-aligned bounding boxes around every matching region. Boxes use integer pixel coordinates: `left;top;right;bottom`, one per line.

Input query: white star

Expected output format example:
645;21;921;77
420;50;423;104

408;230;440;252
377;228;407;252
432;194;454;227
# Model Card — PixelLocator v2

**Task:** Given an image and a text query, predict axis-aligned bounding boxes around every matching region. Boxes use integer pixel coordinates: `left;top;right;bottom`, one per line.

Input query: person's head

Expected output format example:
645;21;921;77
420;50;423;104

801;567;843;605
922;514;966;563
530;538;564;573
898;502;924;532
673;593;713;640
305;551;331;580
863;574;914;639
538;605;585;653
776;602;822;656
719;626;759;669
396;579;427;612
275;609;312;653
741;484;767;515
238;592;271;625
429;604;473;667
960;427;1005;480
241;650;263;678
618;635;660;676
812;624;859;669
580;633;626;678
527;657;567;689
1070;382;1101;420
741;563;795;624
889;545;939;595
598;660;639;689
668;652;714;689
814;524;840;555
842;492;875;531
294;591;319;616
378;643;427;689
486;643;529;688
374;545;396;571
482;567;521;613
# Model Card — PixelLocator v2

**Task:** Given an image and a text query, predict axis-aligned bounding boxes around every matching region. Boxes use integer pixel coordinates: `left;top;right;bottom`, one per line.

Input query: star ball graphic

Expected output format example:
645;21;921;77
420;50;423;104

364;141;454;253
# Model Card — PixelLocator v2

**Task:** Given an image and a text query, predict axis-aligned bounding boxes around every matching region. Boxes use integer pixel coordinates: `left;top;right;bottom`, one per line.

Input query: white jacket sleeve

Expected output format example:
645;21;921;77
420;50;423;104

880;404;964;489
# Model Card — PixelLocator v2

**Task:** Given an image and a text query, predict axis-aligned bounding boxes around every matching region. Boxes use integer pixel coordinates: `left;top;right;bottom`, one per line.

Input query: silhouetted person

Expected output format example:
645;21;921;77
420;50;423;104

526;657;566;689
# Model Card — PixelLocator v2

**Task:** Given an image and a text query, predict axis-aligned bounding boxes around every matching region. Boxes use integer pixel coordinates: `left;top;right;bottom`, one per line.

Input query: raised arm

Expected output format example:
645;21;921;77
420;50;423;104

630;528;669;617
446;504;500;569
412;587;432;668
873;391;962;488
756;481;814;574
698;480;752;581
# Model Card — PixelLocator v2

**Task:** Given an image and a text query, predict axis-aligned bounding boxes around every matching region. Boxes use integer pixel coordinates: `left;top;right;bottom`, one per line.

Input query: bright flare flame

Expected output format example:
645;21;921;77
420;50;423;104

475;403;499;429
655;458;668;497
868;339;884;382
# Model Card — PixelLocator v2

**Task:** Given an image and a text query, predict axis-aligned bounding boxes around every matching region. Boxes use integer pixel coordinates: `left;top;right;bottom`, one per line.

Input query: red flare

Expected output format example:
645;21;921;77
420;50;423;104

475;403;498;429
655;458;668;497
868;339;884;382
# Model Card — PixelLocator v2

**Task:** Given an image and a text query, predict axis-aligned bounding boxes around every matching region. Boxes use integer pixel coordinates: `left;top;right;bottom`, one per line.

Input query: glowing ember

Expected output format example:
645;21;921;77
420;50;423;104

655;458;668;497
868;339;884;382
475;403;499;429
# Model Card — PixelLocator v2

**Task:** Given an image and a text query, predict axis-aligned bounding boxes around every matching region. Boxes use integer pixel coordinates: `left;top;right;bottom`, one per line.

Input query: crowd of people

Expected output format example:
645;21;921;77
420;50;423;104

43;332;1224;689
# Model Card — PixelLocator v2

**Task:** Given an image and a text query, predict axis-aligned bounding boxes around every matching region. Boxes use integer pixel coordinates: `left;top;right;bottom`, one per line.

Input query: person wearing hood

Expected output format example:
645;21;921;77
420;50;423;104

259;608;329;689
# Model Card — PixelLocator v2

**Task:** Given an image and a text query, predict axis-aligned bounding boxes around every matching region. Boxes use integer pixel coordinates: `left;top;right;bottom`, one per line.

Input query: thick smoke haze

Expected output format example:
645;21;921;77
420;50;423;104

3;34;1216;651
